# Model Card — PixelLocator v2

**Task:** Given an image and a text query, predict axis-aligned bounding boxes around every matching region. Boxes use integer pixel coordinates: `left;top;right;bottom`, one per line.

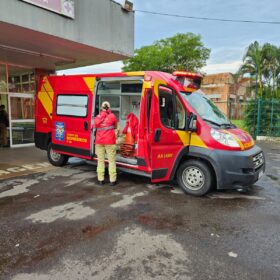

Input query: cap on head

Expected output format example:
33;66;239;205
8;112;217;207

102;101;110;109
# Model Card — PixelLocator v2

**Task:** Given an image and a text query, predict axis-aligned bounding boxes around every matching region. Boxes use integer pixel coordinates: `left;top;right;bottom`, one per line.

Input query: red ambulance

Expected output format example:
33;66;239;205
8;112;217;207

35;71;265;196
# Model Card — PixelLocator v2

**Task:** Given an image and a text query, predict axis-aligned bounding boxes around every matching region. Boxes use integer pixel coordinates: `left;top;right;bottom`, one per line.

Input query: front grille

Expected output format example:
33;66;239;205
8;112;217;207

253;152;264;170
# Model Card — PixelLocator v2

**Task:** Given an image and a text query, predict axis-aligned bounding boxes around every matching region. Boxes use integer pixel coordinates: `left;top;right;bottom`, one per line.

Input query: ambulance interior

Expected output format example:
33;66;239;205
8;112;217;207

96;80;143;163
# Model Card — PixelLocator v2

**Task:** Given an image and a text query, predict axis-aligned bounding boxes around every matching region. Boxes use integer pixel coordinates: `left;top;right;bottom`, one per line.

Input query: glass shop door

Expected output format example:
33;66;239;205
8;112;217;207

8;93;35;148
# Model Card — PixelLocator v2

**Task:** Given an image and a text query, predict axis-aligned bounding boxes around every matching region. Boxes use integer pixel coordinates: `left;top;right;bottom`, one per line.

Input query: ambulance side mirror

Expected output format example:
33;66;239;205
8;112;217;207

186;113;197;132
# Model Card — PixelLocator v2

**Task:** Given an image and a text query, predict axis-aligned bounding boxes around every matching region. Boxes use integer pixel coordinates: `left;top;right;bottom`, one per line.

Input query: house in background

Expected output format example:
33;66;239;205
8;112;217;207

201;73;254;119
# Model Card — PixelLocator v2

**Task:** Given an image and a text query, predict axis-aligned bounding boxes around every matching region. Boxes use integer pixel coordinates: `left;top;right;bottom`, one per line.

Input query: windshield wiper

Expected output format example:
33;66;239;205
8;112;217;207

202;118;222;127
202;118;234;128
220;123;236;129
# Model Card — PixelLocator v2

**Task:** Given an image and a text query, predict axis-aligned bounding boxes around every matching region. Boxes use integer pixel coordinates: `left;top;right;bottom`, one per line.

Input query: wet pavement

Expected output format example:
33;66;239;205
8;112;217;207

0;146;56;180
0;141;280;280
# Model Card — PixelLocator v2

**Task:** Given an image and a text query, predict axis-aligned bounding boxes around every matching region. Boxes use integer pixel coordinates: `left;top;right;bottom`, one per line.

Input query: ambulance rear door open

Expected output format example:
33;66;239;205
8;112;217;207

93;77;143;161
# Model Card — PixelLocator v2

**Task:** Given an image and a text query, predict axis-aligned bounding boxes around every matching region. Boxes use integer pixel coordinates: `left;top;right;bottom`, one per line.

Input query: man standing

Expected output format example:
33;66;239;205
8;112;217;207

0;105;9;147
93;101;118;186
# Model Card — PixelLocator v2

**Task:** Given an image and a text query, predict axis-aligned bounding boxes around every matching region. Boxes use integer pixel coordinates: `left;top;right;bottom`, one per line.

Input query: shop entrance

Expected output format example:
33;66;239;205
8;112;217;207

8;93;35;148
0;63;37;148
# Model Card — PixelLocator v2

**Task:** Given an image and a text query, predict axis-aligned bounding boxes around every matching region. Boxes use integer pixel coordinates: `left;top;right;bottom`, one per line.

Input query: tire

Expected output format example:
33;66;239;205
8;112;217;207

47;143;69;166
177;159;213;196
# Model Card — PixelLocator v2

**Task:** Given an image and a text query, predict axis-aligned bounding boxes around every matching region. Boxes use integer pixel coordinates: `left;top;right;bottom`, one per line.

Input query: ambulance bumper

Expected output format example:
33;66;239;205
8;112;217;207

211;145;265;189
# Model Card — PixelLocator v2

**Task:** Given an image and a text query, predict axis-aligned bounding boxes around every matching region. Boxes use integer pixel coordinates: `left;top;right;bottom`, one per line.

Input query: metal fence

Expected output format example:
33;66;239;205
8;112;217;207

214;99;280;139
243;99;280;138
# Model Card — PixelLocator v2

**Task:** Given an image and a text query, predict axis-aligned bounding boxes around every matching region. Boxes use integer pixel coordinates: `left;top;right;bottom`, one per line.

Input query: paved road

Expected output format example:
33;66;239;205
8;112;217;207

0;141;280;280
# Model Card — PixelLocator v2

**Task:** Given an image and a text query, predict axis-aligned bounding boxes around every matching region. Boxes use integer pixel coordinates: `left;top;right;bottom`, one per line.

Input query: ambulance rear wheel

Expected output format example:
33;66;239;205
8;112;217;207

47;143;69;166
177;160;213;196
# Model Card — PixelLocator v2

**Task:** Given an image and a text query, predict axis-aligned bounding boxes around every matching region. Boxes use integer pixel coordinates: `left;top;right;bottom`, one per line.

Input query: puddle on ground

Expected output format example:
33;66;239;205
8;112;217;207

25;202;96;223
110;192;147;208
0;179;39;199
12;227;191;280
208;193;266;200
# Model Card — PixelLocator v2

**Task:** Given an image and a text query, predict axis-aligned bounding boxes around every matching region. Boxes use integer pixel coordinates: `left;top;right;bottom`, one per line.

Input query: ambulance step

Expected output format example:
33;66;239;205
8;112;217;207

116;155;137;165
117;166;151;178
89;155;138;165
86;160;151;178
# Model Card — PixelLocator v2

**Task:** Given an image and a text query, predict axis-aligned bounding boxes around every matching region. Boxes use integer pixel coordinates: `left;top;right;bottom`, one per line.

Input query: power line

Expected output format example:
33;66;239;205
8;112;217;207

135;9;280;25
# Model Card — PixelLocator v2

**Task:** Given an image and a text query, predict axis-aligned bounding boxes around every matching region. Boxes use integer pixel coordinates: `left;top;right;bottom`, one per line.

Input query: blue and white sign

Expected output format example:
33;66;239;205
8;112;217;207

55;122;65;141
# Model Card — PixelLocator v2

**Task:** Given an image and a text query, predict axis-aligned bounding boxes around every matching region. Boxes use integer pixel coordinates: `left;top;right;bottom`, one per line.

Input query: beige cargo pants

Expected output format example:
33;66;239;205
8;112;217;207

95;144;117;182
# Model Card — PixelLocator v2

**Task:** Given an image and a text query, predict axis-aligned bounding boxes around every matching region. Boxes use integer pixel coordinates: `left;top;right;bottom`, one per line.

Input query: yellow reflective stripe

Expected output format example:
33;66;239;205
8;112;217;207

83;77;96;93
176;131;207;148
142;81;152;97
47;91;54;101
176;131;190;146
153;80;167;98
126;71;145;77
190;133;208;148
38;91;53;120
38;78;54;119
42;78;54;96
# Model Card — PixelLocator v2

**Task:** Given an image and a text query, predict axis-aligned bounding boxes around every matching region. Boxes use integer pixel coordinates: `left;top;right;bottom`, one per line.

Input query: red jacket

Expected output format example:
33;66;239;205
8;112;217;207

93;109;117;145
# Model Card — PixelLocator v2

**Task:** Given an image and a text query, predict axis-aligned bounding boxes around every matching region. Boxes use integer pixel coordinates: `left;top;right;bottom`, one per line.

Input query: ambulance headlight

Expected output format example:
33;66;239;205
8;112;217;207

210;128;240;148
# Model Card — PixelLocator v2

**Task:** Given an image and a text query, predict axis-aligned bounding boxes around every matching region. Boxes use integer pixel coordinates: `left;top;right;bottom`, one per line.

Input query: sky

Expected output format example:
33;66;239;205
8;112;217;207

60;0;280;75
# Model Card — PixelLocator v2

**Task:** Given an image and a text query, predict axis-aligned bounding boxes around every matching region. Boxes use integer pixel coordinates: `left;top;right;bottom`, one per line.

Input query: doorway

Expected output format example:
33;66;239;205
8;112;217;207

8;93;35;148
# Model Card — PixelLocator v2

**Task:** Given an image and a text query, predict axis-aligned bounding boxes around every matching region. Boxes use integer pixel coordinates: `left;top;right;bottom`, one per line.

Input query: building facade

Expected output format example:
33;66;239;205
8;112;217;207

0;0;134;147
201;73;253;120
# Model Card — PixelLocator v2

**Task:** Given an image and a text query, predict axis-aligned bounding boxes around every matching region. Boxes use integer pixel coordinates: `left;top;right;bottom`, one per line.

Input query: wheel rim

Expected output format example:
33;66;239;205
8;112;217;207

182;166;205;191
50;148;61;162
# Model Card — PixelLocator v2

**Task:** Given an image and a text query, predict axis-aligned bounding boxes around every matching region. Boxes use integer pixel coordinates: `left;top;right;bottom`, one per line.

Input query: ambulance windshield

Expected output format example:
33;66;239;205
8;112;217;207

180;90;233;128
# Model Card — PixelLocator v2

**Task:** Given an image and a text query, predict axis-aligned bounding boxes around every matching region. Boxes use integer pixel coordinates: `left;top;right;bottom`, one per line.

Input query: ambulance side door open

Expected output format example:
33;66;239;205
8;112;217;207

51;93;93;159
150;84;189;182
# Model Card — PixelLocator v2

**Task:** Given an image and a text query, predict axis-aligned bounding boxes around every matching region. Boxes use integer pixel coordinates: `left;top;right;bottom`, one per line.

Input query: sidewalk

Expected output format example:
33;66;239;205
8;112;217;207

0;146;55;180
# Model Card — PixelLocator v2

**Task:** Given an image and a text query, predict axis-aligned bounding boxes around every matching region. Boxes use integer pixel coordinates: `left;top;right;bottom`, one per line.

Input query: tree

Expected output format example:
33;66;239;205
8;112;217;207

239;41;280;99
239;41;266;98
122;33;210;73
262;44;280;98
239;41;280;138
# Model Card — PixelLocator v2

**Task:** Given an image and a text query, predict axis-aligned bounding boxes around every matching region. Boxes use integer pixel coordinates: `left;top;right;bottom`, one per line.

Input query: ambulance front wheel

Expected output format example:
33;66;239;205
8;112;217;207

47;143;69;166
177;160;213;196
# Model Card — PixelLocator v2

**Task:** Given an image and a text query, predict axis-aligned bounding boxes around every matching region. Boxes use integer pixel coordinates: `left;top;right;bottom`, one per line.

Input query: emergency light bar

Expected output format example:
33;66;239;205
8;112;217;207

173;71;203;90
173;71;203;79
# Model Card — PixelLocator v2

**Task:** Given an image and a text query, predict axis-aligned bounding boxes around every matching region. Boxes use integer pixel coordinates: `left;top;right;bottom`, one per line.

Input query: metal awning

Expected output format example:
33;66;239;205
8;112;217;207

0;22;128;70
